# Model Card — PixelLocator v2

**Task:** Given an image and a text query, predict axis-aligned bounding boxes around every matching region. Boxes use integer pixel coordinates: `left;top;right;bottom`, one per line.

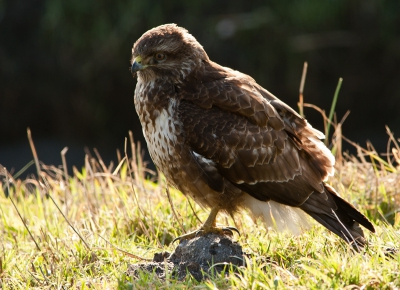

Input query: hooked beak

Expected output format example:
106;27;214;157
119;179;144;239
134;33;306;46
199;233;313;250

131;56;144;74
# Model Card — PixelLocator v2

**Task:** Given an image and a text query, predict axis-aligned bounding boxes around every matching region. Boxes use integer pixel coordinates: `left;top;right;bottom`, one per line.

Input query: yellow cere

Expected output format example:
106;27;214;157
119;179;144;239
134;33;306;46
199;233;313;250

135;55;142;64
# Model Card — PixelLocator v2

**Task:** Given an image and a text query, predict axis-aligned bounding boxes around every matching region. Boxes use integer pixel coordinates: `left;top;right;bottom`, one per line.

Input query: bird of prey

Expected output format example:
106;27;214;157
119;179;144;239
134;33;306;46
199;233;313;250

130;24;374;247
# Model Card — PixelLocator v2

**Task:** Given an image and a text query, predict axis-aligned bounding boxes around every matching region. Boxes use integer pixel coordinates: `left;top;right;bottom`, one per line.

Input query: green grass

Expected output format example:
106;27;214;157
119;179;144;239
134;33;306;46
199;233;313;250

1;131;399;289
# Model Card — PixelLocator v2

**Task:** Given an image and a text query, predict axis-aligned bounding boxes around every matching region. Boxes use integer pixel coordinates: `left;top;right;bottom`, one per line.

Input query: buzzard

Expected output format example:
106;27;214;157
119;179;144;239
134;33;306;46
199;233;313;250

130;24;374;247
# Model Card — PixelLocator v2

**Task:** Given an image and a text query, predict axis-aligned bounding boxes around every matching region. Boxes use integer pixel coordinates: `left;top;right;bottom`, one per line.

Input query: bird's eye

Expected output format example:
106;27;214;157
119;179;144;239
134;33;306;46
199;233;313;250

154;53;166;61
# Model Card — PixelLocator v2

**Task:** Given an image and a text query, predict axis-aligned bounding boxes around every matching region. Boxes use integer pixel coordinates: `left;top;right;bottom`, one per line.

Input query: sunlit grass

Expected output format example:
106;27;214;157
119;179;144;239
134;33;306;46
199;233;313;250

1;127;399;289
2;74;400;288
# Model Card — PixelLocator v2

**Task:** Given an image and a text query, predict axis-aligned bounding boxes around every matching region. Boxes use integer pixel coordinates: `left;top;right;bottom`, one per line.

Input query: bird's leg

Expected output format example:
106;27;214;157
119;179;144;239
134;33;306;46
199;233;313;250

172;205;240;243
201;204;220;229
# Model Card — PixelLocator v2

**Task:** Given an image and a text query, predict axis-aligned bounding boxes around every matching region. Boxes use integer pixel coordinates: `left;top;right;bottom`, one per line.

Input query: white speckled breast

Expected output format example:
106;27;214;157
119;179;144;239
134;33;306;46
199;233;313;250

134;80;181;178
146;100;180;172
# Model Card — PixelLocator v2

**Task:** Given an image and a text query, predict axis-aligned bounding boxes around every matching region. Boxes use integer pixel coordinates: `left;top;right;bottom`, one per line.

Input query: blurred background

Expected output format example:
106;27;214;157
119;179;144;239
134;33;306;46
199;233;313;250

1;0;400;176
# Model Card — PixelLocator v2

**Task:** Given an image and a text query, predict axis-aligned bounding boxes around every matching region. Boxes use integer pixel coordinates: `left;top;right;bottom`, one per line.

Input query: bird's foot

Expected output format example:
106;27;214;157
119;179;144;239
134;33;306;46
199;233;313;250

172;225;240;243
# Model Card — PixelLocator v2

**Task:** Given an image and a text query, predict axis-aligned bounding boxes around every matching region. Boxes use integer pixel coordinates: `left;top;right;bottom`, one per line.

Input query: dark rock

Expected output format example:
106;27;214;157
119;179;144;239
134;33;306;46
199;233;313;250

153;251;171;263
126;233;245;281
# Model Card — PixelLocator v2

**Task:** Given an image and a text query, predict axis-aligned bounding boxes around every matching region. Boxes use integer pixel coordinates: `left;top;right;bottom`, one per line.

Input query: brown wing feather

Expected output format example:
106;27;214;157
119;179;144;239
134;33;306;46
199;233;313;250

180;61;334;180
180;61;285;130
178;99;322;206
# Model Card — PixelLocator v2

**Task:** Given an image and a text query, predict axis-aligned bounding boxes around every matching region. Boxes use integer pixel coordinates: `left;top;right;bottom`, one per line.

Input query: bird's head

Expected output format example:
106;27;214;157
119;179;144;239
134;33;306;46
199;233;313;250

131;24;208;82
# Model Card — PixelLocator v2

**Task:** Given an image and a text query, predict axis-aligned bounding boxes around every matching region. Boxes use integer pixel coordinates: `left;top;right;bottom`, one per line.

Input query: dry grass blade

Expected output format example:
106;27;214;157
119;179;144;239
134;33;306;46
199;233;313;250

166;186;186;234
325;78;343;146
2;166;48;264
61;147;70;214
97;235;152;261
27;128;42;183
113;156;127;175
48;192;91;250
385;126;400;169
298;61;308;117
187;197;202;224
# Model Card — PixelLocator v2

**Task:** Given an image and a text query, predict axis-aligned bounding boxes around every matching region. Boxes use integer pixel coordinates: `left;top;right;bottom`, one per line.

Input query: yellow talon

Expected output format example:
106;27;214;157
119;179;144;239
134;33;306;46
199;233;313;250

172;206;240;243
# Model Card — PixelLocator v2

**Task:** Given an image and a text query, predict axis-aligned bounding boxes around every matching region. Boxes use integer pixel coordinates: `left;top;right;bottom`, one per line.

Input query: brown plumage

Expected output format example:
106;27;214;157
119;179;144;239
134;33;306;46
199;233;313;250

130;24;375;247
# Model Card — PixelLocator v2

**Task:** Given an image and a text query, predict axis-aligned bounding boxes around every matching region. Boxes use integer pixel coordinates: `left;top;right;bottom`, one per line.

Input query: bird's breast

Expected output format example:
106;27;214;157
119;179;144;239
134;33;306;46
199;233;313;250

134;84;183;177
146;101;179;170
